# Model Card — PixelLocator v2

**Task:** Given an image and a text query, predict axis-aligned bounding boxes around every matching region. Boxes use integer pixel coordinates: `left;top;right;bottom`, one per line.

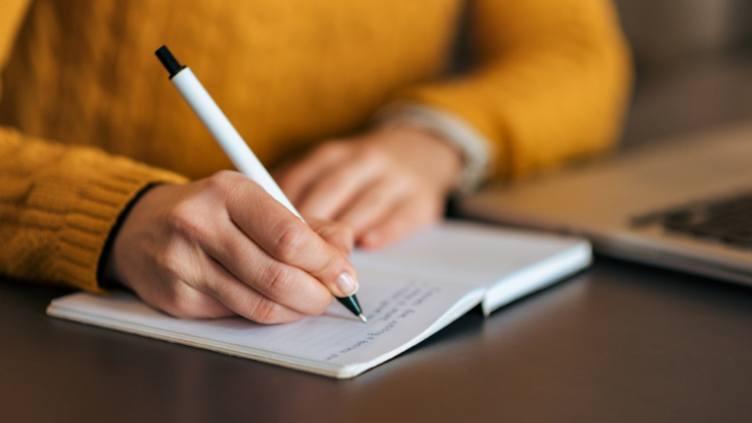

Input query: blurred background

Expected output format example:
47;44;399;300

613;0;752;148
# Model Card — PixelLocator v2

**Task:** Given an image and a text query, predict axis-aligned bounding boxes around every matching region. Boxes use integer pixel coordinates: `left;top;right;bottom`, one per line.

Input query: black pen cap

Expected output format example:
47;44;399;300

155;45;186;78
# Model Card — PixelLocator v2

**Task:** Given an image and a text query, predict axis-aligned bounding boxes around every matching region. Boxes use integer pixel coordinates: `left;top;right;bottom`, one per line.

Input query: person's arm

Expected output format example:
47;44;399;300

277;0;631;248
0;1;176;291
0;130;186;291
391;0;632;181
1;126;359;323
0;1;181;292
0;2;356;325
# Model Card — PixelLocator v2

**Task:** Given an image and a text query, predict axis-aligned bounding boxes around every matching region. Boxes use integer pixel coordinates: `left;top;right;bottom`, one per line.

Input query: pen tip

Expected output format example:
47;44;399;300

358;314;368;323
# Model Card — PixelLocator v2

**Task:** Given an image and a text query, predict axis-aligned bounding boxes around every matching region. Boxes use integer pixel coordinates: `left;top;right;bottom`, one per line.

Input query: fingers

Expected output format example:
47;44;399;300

226;180;359;298
157;281;234;319
360;198;442;249
198;256;304;324
307;217;355;255
296;152;384;219
277;142;349;204
201;218;333;315
337;177;406;236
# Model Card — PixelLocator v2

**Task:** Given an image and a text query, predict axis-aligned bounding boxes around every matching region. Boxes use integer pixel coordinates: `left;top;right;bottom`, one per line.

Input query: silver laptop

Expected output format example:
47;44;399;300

460;123;752;286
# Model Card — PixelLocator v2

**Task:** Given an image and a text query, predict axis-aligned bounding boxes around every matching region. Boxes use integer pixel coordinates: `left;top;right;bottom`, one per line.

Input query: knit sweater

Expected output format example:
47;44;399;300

0;0;631;292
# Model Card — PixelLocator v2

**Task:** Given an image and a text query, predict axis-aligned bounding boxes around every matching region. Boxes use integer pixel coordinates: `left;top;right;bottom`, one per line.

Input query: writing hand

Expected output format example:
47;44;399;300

105;171;357;324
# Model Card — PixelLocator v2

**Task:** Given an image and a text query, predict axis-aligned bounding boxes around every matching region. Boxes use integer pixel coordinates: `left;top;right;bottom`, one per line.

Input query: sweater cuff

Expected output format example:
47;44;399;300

55;162;186;293
374;103;495;193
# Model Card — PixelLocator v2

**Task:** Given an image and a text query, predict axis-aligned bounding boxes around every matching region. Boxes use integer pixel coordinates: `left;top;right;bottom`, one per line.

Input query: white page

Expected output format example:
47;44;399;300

49;267;483;378
48;221;588;377
352;221;584;287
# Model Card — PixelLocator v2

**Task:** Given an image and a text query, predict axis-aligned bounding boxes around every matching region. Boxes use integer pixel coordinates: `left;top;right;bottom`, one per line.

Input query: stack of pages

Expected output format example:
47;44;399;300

48;221;590;378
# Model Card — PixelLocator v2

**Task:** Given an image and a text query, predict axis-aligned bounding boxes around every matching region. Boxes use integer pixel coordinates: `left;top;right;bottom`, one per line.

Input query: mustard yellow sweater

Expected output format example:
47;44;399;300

0;0;631;292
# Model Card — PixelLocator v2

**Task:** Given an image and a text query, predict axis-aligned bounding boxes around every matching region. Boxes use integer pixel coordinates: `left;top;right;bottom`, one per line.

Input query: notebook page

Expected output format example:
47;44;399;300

48;267;482;377
351;221;584;288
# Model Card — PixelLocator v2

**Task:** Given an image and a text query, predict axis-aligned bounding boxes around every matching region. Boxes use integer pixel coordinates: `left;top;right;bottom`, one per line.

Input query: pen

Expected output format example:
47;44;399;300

155;45;367;323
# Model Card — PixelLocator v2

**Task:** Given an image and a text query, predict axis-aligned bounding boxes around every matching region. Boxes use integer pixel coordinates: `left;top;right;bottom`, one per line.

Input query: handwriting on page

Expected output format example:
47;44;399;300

54;267;478;371
323;283;440;361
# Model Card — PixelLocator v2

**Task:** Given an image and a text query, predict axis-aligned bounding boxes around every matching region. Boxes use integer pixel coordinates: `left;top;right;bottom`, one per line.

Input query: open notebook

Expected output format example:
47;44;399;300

48;221;590;378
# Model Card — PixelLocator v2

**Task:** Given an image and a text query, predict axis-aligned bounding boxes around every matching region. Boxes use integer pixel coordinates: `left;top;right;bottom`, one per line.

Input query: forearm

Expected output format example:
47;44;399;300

389;0;632;181
0;127;186;291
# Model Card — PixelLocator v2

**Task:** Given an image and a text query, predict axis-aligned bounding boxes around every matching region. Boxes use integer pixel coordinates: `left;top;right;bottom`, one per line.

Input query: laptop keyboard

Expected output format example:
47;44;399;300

632;191;752;249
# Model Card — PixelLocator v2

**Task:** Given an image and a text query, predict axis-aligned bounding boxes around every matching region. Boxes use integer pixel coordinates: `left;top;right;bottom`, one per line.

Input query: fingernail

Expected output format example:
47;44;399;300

336;272;359;296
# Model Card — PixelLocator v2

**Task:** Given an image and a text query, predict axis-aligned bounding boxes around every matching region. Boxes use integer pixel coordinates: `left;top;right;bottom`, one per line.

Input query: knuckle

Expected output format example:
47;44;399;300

249;298;280;324
206;170;243;200
220;236;245;266
272;221;307;261
154;248;183;279
262;263;295;296
208;170;239;190
166;205;204;241
154;240;205;284
167;285;202;317
200;273;220;296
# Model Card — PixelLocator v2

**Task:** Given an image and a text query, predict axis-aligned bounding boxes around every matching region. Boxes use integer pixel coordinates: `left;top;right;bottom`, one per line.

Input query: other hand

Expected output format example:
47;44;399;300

105;171;357;324
276;126;463;249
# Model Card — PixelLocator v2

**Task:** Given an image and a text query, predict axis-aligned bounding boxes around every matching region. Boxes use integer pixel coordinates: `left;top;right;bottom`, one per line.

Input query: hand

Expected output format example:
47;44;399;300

104;171;358;324
276;126;463;249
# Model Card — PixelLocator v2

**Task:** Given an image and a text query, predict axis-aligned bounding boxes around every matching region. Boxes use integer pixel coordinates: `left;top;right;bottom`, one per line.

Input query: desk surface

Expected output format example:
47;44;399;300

2;257;751;423
5;56;752;423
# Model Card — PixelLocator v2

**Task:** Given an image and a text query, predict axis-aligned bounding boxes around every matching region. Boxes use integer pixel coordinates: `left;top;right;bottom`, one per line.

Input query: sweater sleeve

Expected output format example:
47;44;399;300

392;0;632;180
0;1;187;292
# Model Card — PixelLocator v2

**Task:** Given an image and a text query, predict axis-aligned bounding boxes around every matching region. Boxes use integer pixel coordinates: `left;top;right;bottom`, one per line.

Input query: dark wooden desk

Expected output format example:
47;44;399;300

5;54;752;423
2;257;751;423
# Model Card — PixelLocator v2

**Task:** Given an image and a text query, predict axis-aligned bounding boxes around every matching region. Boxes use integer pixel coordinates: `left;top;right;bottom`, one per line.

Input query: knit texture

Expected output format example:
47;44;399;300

0;0;631;291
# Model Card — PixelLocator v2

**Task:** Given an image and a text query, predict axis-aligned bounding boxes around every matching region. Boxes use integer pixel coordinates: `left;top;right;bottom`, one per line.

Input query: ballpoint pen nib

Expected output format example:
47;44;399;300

358;314;368;323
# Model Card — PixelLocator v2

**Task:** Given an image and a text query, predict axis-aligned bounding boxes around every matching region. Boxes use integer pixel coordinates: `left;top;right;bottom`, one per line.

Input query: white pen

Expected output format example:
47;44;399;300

155;45;366;323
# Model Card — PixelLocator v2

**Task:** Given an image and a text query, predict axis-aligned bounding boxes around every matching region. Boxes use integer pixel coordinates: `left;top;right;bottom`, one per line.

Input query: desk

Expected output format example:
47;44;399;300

2;257;751;423
5;54;752;423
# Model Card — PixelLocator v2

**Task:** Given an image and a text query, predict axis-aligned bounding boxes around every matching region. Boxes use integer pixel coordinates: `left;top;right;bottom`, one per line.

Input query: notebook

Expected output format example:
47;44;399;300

47;221;591;379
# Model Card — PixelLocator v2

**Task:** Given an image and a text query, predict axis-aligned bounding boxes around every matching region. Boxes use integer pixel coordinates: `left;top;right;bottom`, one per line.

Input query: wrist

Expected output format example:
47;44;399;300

99;183;165;289
375;104;493;192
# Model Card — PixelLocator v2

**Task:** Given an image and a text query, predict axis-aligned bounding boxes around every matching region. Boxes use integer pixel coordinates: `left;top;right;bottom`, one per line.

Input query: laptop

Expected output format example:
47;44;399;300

459;123;752;286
